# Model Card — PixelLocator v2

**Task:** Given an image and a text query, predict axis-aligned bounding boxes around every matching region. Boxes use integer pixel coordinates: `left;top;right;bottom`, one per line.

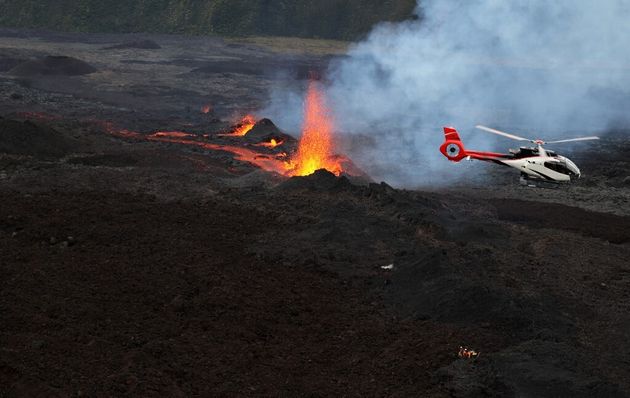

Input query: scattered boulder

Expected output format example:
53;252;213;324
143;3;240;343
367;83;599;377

9;56;97;77
103;40;161;50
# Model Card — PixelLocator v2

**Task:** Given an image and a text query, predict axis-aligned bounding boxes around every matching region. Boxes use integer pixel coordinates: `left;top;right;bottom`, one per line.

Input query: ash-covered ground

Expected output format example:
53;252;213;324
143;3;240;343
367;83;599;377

1;30;630;397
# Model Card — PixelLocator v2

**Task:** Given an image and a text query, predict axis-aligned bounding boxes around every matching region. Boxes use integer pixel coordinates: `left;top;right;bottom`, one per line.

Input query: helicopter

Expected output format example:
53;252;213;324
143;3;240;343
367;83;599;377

439;125;600;184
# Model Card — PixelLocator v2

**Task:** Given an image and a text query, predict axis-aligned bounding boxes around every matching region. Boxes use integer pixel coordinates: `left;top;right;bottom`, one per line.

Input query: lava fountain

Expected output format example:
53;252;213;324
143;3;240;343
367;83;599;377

288;80;343;176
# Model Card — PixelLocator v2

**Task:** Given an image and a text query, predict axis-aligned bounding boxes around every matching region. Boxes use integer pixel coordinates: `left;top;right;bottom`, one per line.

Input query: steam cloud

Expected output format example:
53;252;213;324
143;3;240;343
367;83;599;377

264;0;630;186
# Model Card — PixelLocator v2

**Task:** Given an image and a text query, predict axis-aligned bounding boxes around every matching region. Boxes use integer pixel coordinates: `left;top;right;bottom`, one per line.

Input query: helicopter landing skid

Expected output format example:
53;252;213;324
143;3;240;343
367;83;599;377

519;175;562;189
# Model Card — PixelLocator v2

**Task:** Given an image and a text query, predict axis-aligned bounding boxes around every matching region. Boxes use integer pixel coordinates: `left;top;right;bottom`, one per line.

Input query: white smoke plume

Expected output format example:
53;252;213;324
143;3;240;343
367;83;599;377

264;0;630;186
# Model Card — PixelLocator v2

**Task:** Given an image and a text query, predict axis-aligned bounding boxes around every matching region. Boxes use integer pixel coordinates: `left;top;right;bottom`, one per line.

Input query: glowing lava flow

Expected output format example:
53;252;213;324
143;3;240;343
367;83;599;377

145;135;290;174
288;81;342;176
218;115;256;137
149;131;195;138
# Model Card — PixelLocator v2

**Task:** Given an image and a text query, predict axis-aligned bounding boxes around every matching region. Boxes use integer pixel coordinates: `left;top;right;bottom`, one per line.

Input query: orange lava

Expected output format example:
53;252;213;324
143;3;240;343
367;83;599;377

201;104;212;114
149;131;195;138
219;115;256;137
146;136;291;175
287;81;342;176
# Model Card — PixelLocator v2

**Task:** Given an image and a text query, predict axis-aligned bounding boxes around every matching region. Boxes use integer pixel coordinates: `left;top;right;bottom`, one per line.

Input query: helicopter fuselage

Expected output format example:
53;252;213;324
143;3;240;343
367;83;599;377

489;151;580;182
440;127;581;183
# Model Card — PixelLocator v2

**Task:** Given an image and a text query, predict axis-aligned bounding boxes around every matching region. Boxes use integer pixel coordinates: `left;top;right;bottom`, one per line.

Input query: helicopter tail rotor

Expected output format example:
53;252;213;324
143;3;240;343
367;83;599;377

440;127;467;162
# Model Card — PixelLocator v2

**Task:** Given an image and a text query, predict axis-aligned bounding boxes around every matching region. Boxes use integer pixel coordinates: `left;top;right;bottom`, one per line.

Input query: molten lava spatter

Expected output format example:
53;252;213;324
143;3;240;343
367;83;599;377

219;115;256;137
256;138;284;149
289;81;343;176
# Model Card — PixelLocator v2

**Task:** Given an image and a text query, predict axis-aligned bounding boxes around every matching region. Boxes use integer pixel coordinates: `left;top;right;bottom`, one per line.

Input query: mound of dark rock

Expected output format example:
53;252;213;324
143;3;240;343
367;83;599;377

9;56;97;77
243;118;295;145
278;169;354;192
103;39;162;50
0;117;72;158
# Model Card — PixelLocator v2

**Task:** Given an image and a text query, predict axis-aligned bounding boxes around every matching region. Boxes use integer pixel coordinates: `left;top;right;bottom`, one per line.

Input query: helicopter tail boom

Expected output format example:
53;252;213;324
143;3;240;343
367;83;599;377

440;127;513;162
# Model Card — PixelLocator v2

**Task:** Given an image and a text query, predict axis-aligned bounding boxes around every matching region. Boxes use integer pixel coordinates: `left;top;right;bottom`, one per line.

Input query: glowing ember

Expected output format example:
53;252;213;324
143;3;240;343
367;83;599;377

288;81;342;176
458;346;480;359
219;115;256;137
256;138;284;149
201;104;212;114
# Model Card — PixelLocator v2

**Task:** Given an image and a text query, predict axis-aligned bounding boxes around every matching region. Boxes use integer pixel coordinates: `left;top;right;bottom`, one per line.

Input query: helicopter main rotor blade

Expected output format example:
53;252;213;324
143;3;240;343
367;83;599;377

475;125;532;142
545;136;600;144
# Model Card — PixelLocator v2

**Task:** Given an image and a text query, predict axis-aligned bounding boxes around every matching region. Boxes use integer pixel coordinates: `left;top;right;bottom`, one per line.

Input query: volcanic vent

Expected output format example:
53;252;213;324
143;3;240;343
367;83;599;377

104;80;365;180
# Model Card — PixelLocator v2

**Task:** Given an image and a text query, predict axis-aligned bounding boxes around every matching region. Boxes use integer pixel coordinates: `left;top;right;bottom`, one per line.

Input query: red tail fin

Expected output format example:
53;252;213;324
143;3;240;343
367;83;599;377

440;127;467;162
443;126;461;142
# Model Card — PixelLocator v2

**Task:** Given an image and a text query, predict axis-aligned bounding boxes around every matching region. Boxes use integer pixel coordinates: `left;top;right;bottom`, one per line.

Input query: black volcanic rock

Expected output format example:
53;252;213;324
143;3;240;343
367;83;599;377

9;56;97;77
278;169;353;192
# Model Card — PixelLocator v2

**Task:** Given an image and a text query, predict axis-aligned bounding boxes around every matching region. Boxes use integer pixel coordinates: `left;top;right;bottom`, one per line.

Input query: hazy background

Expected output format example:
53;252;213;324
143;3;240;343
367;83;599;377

264;0;630;186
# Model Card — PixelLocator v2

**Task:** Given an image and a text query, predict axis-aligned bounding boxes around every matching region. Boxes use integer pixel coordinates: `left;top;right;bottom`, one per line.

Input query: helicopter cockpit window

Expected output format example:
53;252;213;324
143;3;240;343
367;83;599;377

513;147;536;158
545;161;573;175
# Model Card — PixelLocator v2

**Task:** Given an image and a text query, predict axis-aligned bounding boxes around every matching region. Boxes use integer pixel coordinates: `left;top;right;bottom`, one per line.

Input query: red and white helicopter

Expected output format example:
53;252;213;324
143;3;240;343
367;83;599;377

440;125;600;184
